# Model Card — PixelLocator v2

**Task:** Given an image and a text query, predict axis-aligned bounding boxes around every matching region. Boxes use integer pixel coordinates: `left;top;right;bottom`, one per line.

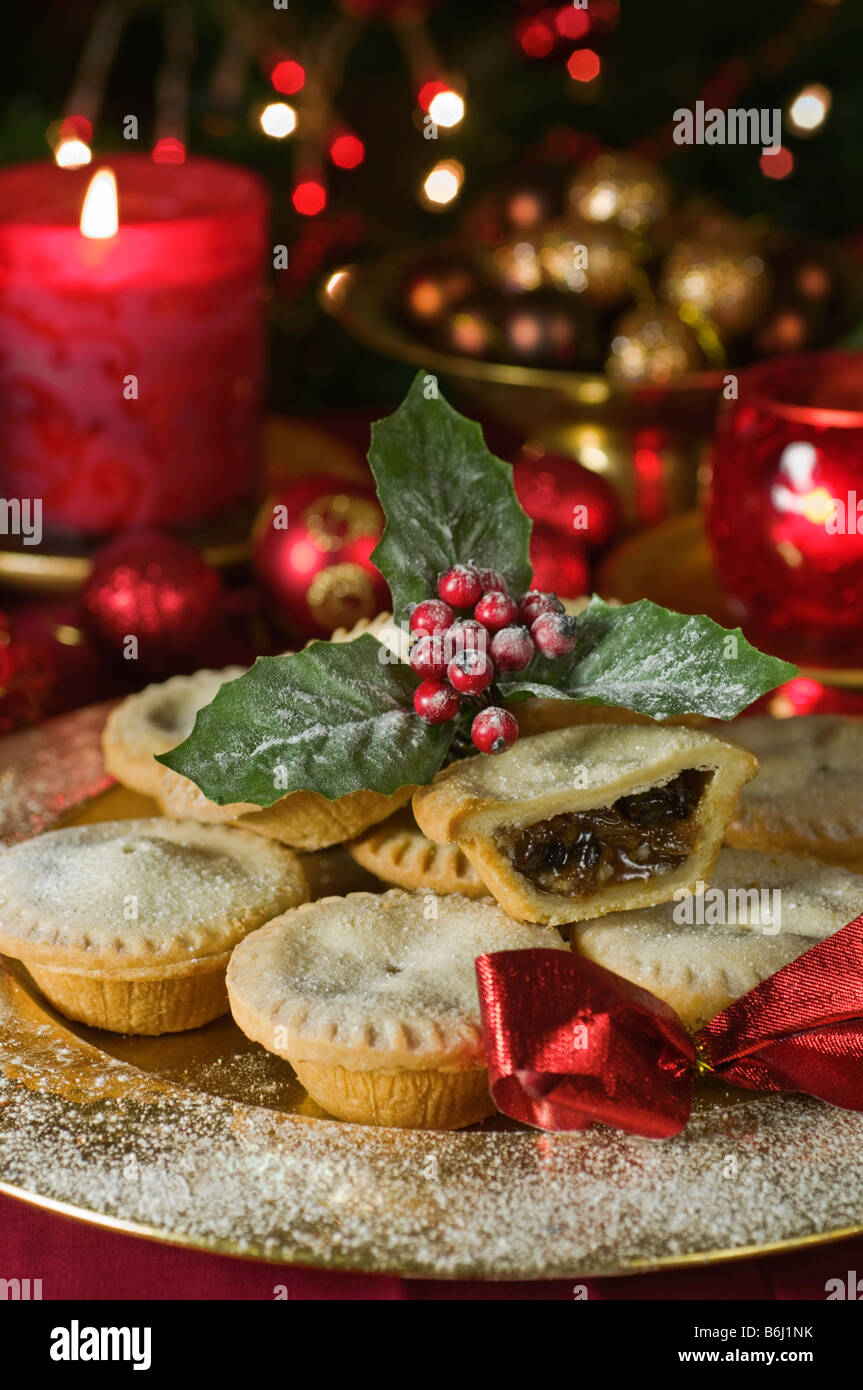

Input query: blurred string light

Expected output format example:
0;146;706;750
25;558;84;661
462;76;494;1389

329;133;364;169
260;102;297;138
760;145;795;179
567;48;601;83
421;159;464;208
788;83;832;133
152;137;185;164
54;0;127;166
271;58;305;95
55;138;92;169
418;79;450;112
293;180;327;216
428;88;465;129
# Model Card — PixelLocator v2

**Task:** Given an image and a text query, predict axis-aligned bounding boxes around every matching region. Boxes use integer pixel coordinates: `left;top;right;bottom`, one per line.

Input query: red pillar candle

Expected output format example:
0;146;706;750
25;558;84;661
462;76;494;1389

0;156;269;536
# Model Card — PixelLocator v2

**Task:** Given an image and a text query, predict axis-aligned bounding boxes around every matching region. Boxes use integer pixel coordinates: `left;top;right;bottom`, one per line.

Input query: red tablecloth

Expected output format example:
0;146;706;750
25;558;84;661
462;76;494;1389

2;1193;859;1300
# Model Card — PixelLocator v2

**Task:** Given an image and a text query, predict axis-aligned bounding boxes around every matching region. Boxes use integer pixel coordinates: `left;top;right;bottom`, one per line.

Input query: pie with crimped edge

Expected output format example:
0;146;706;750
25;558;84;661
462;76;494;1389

412;725;758;927
227;888;568;1129
573;847;863;1030
348;807;487;898
723;714;863;869
0;818;307;1035
102;664;414;851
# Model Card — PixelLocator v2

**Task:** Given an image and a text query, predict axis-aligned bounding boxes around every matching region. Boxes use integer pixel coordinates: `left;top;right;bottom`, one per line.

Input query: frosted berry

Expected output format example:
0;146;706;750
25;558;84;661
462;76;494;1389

474;590;519;632
438;563;482;608
531;611;578;658
447;617;488;655
409;598;454;637
448;648;493;695
413;679;460;723
490;625;534;672
471;707;518;755
409;634;447;681
476;568;508;595
519;590;564;626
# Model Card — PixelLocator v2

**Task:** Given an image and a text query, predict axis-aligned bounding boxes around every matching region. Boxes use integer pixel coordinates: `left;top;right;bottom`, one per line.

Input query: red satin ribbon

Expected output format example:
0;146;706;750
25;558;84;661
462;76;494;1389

475;912;863;1137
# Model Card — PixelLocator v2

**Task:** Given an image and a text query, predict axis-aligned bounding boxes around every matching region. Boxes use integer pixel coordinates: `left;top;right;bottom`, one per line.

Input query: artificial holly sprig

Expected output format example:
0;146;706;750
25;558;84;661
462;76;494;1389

158;373;796;807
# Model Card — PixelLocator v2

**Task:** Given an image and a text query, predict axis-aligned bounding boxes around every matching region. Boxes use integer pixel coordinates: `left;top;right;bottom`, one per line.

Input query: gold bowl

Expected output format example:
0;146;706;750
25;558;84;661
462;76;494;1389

322;244;863;523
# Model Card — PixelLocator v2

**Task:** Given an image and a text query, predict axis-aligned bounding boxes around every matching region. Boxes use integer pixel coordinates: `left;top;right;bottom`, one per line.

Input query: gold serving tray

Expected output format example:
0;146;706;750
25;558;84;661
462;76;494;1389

2;706;863;1278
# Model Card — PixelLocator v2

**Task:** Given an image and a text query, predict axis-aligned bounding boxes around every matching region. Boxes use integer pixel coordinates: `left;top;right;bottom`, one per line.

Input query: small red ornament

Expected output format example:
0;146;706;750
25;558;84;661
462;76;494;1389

529;526;590;599
252;475;389;640
80;528;223;677
513;450;620;550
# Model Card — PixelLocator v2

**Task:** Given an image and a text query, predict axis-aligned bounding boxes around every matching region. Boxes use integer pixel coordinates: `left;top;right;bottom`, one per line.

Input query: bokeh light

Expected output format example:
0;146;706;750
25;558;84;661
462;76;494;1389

260;102;297;138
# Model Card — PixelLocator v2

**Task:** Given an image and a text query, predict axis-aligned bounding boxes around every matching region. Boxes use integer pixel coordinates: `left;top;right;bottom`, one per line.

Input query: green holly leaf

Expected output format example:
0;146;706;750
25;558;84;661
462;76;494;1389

368;371;533;618
156;634;451;806
498;597;796;721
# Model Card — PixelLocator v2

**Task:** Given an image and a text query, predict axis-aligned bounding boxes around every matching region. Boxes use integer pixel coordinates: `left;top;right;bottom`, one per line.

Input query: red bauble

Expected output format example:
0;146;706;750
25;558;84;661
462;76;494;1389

514;450;620;550
80;529;223;676
529;524;590;599
252;475;389;640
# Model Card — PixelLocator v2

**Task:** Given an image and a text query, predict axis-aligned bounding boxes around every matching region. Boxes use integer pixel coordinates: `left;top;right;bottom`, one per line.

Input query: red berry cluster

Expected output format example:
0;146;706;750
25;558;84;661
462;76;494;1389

408;563;577;755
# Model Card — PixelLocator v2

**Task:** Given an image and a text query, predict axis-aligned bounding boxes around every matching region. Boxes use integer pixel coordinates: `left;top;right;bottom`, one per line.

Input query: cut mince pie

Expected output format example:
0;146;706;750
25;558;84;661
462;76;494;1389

412;726;758;925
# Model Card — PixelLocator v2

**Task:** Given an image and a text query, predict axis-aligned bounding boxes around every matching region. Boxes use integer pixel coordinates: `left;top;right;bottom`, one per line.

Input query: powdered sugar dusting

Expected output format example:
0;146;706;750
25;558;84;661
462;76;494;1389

3;963;863;1278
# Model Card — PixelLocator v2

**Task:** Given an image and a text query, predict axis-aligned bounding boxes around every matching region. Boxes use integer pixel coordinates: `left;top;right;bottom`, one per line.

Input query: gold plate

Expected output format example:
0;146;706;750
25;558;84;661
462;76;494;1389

599;511;863;689
2;707;863;1278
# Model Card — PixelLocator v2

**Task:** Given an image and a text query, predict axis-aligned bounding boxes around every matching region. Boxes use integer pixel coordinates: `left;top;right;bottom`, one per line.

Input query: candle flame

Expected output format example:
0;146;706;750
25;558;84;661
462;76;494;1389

80;168;118;239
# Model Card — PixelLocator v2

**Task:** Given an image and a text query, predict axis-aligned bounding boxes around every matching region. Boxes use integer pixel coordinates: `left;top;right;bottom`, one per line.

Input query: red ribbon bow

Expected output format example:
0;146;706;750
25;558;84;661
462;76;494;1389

475;912;863;1137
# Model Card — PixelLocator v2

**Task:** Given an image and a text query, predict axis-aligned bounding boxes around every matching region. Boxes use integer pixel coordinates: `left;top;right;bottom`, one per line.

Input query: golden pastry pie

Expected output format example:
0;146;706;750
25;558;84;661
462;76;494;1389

723;714;863;867
573;848;863;1029
513;700;706;738
348;807;487;898
412;725;758;926
103;665;415;851
102;667;246;801
227;889;568;1129
156;773;415;853
0;819;307;1035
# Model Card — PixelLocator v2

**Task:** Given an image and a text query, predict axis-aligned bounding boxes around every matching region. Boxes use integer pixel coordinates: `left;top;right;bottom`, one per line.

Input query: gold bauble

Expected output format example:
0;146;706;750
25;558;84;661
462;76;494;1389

306;561;379;632
606;307;702;385
567;152;670;233
482;237;543;294
539;219;634;306
482;219;633;307
659;239;772;339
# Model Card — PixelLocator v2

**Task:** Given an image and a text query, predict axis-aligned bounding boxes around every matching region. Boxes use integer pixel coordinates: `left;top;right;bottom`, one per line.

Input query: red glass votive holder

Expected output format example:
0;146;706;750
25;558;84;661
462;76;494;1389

0;156;269;538
706;351;863;665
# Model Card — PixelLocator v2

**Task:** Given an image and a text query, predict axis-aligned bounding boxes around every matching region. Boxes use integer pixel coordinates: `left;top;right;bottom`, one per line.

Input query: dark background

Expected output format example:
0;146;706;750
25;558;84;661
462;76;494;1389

3;0;861;408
